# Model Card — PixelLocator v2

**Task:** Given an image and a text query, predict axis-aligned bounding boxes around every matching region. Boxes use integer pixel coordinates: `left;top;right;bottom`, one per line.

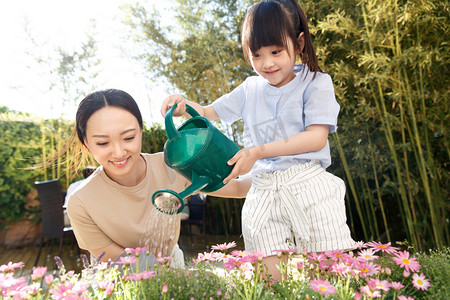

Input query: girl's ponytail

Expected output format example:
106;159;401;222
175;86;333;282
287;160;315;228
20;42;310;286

280;0;321;74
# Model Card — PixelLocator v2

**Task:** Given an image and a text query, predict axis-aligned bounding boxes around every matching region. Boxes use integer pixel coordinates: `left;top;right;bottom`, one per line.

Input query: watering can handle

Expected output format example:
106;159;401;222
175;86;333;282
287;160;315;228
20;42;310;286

164;102;202;140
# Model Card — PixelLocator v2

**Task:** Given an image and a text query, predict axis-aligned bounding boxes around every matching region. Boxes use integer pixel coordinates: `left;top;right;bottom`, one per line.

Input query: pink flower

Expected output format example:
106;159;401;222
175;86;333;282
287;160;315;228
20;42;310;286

390;281;405;290
398;296;414;300
124;248;135;254
45;274;54;286
211;252;231;262
115;256;136;266
211;241;237;251
309;279;337;296
161;284;168;294
240;251;265;264
357;248;379;261
360;285;382;298
382;267;392;275
223;257;243;272
403;269;411;278
98;280;115;296
330;262;352;276
354;291;363;299
67;270;75;278
230;250;247;258
273;248;298;255
127;270;155;281
412;273;430;291
0;272;26;291
392;251;421;273
354;241;367;249
31;266;47;281
367;278;390;292
194;250;216;263
95;262;109;271
324;249;348;261
354;261;380;277
156;256;174;264
366;241;398;254
50;282;75;299
0;262;25;273
307;252;327;263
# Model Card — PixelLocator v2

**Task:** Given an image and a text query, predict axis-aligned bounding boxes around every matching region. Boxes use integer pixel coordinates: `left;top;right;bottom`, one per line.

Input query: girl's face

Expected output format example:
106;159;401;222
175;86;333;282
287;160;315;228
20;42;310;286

84;106;144;186
249;37;298;88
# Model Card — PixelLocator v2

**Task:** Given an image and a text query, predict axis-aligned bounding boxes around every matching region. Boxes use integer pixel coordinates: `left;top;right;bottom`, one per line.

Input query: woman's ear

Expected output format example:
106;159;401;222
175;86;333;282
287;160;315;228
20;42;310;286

296;32;305;55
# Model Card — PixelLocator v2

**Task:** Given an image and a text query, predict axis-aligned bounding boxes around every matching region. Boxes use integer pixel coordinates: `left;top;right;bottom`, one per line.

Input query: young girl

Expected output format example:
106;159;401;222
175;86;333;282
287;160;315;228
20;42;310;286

161;0;355;278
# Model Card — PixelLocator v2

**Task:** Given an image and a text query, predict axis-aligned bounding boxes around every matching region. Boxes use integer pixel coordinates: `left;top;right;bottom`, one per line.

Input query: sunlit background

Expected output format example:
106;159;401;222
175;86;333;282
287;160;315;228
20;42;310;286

0;0;172;125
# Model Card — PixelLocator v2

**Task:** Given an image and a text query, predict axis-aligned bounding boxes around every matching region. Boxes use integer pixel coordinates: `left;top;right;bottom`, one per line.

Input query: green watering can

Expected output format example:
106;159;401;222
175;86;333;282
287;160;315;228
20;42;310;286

152;103;240;215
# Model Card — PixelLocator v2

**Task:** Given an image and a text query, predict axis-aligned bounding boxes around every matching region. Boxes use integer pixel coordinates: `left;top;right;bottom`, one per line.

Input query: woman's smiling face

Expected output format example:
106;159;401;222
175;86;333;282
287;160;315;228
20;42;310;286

84;106;143;186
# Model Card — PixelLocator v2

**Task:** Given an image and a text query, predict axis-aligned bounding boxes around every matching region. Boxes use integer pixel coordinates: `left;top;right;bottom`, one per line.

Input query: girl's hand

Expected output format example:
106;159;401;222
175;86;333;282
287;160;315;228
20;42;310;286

223;147;262;183
161;94;187;117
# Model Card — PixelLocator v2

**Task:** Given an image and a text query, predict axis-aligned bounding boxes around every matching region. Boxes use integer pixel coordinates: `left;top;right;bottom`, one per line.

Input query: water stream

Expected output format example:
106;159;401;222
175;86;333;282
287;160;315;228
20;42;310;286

139;199;180;258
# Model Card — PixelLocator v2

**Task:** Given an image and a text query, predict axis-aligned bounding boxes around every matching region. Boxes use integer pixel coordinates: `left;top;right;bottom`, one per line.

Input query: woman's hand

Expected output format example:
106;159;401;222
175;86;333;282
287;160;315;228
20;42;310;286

161;94;188;117
223;147;262;183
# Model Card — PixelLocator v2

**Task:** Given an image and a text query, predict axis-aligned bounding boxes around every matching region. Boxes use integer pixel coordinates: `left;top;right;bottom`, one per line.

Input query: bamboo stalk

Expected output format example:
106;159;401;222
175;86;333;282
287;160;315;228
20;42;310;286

361;1;417;246
334;132;369;240
367;133;391;242
401;67;442;247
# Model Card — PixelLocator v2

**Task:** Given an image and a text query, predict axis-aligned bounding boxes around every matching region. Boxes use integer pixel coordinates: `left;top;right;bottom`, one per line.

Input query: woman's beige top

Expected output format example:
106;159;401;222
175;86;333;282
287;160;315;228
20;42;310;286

67;152;189;253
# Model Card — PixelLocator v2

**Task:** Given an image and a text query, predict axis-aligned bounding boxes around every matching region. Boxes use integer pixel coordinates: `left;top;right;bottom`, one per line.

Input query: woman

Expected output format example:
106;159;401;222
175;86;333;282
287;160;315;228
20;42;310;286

65;89;250;266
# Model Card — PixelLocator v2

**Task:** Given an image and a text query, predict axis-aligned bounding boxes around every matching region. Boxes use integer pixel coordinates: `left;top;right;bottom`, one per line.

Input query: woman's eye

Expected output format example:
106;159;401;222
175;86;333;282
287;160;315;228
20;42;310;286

125;136;135;141
96;142;108;146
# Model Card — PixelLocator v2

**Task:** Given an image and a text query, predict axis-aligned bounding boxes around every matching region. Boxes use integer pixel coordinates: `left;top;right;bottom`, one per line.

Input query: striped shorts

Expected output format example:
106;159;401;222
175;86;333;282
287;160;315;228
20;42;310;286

241;160;355;256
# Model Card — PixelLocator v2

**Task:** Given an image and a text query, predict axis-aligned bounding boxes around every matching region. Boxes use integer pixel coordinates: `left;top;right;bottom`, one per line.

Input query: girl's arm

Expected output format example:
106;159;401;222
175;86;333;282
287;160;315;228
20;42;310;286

161;94;219;121
223;124;330;183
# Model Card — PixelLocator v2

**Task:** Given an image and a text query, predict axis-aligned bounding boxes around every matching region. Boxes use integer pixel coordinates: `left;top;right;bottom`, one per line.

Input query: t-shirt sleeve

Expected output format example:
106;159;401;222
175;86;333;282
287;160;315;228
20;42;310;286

67;195;112;250
303;73;340;133
212;79;247;123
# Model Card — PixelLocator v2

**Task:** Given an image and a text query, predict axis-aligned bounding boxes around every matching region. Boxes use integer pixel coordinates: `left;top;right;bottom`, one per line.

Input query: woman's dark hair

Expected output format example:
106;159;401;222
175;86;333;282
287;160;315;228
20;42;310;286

241;0;321;75
34;89;143;178
76;89;143;146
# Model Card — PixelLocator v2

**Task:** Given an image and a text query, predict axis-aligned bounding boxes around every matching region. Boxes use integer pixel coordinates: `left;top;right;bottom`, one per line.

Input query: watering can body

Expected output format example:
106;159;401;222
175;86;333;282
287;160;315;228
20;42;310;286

151;103;240;214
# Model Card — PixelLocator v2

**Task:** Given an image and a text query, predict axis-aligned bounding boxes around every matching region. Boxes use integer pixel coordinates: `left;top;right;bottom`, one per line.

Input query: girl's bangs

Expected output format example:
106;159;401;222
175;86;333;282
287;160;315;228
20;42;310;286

243;2;290;55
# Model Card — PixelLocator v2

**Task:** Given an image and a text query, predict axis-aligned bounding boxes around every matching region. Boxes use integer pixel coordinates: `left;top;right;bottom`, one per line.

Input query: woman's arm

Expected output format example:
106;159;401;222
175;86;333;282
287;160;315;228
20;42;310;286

90;241;125;262
206;176;252;198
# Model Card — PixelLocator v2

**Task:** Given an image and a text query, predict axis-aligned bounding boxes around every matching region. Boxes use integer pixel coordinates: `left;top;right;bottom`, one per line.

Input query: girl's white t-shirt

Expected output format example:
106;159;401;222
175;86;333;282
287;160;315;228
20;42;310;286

212;65;340;174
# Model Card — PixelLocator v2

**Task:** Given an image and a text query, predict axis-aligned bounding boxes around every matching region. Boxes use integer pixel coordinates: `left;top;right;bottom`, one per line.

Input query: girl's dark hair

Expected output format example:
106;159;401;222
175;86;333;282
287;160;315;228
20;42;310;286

241;0;321;75
76;89;143;146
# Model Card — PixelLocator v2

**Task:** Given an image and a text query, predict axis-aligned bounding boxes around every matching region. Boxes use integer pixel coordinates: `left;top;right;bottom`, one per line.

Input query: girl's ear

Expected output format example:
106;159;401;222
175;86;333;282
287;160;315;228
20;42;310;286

296;32;305;55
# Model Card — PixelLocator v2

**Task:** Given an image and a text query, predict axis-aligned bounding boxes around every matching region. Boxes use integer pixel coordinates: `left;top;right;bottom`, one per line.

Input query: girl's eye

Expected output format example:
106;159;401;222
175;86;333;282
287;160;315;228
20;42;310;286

252;53;260;58
96;142;108;146
272;49;282;55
